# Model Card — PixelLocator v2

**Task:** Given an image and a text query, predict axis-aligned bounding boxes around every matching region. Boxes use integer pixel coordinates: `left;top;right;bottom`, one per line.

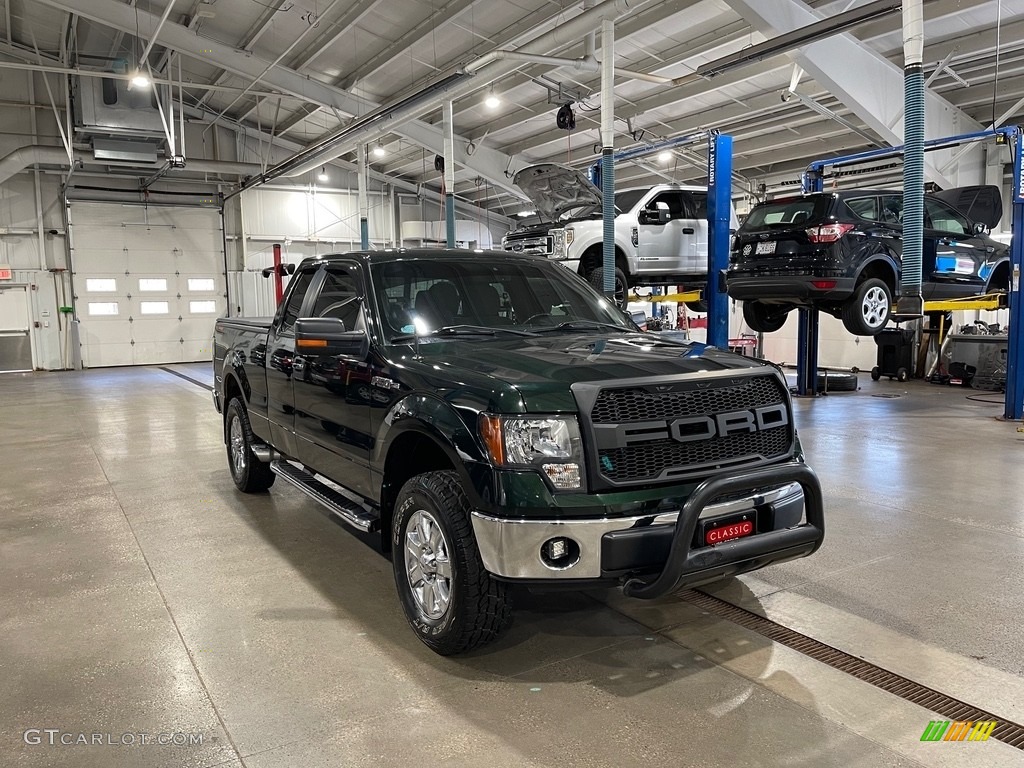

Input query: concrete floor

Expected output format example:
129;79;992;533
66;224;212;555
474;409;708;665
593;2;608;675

2;364;1024;767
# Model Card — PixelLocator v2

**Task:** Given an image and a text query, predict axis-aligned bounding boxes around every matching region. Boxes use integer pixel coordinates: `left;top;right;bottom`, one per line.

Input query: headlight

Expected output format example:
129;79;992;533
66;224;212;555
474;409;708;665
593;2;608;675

550;228;566;259
564;228;574;246
479;414;583;489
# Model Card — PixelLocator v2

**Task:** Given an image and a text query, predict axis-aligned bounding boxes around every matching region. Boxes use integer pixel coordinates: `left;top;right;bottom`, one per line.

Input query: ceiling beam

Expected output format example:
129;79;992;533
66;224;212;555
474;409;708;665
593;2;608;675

43;0;524;197
727;0;983;186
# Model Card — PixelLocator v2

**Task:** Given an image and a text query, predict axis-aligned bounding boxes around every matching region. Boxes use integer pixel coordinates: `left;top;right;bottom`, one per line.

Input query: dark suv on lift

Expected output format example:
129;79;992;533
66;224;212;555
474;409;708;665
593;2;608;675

727;187;1009;335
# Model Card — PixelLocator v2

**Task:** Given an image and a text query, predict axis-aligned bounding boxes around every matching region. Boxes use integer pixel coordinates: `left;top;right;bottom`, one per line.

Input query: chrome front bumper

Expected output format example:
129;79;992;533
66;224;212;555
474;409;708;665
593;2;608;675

470;481;805;580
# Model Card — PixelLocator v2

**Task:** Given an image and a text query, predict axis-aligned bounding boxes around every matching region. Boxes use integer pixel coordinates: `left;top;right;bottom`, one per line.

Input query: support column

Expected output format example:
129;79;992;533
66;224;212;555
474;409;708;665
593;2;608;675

358;144;369;250
1005;129;1024;420
706;133;732;349
600;18;615;297
443;100;456;248
796;308;820;396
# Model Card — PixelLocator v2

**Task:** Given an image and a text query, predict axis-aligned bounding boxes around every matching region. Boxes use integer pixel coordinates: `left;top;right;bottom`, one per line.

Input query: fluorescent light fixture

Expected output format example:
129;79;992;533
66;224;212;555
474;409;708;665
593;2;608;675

373;142;386;158
484;87;501;109
317;166;328;182
658;150;673;163
130;71;151;88
516;210;536;217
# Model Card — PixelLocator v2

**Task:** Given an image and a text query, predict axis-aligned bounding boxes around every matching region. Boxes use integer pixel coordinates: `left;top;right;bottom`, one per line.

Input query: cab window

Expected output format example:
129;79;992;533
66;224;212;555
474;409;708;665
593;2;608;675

277;269;316;334
644;191;686;220
310;266;365;332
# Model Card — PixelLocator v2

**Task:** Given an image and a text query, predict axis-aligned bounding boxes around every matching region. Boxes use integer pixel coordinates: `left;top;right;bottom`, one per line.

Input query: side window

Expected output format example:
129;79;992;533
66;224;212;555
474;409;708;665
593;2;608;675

310;266;364;332
689;192;708;219
645;192;684;219
925;199;971;236
846;197;879;222
278;269;316;334
880;195;904;226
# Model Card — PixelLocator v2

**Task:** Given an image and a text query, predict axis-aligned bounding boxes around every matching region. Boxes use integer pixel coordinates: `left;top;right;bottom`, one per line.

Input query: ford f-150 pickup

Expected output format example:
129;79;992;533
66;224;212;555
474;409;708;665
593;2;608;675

213;249;824;654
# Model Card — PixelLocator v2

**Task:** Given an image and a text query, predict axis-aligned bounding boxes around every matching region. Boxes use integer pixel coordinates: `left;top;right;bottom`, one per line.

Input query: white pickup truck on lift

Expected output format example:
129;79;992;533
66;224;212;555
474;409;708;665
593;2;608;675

502;163;738;309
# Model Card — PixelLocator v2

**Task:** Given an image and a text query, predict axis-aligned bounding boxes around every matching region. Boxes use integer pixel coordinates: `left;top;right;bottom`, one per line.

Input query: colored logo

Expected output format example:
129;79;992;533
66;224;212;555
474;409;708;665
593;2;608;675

920;720;997;742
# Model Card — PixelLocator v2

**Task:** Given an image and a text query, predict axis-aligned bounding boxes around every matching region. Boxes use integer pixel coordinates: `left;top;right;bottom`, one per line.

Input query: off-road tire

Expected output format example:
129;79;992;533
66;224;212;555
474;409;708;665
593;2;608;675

225;397;276;493
392;471;512;655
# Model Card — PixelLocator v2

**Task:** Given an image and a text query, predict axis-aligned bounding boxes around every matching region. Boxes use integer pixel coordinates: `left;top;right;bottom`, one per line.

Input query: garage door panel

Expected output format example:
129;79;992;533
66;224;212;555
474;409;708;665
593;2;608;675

132;340;184;365
72;202;226;367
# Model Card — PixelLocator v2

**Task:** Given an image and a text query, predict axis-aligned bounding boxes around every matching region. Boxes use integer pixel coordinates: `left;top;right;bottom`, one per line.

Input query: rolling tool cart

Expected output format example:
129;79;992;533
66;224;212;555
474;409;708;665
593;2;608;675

871;327;915;382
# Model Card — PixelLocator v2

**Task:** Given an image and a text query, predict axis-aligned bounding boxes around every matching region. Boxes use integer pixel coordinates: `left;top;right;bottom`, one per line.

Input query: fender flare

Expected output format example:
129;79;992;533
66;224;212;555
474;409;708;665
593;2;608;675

374;393;490;503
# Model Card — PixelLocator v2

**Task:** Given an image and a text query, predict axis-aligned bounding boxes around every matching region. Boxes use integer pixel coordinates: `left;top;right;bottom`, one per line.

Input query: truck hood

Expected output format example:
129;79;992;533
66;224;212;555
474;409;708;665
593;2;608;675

513;163;602;222
410;333;768;412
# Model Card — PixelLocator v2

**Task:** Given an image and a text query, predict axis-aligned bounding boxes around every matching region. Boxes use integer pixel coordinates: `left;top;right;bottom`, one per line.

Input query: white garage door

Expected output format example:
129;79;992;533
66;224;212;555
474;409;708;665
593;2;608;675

70;203;227;367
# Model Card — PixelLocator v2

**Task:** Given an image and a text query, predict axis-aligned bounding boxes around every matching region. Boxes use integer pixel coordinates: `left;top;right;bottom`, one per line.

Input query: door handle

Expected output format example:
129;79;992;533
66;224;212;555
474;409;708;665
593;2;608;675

682;227;695;235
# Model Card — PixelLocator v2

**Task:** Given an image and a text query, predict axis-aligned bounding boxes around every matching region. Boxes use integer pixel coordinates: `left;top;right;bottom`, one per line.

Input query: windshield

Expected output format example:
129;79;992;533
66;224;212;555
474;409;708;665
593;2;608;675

371;256;634;342
742;196;833;230
613;189;648;213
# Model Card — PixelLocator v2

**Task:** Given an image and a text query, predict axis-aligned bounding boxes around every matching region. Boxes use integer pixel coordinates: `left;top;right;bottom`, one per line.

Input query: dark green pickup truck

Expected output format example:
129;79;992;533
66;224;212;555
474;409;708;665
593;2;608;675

213;249;824;654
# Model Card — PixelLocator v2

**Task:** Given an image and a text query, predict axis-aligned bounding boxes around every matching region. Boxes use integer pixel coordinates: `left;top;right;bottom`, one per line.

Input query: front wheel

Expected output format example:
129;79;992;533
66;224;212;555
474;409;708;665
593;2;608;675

841;278;892;336
392;471;512;655
742;300;789;333
588;266;628;308
225;398;275;493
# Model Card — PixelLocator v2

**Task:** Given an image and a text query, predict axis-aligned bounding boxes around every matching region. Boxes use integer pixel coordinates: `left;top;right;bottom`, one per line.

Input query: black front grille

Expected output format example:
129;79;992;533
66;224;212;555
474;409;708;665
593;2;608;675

586;374;793;486
598;427;791;483
591;375;783;424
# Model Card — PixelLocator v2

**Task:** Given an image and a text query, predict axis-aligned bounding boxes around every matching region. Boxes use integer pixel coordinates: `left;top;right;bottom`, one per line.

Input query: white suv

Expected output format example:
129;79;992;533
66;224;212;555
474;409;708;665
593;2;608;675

503;163;738;308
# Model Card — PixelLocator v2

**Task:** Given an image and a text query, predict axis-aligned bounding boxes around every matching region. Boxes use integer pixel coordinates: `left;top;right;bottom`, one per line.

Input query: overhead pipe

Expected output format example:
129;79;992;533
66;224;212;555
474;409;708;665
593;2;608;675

898;0;925;318
136;0;178;70
227;0;656;198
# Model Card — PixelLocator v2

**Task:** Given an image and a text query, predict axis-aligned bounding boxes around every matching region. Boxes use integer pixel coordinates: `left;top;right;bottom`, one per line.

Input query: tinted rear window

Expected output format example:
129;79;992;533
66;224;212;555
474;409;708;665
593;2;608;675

742;196;832;230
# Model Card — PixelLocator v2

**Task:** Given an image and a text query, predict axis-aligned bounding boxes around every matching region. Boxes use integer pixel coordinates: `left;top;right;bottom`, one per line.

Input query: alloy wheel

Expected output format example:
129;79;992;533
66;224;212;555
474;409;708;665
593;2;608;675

404;509;453;620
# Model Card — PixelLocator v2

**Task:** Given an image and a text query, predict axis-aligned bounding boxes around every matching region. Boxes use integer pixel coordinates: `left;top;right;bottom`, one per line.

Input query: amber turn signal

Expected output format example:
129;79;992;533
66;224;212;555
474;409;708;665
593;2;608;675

478;414;504;465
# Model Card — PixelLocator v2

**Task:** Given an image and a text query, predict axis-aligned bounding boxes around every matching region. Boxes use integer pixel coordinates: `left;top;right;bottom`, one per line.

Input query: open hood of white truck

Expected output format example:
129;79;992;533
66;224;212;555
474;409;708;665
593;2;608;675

513;164;603;222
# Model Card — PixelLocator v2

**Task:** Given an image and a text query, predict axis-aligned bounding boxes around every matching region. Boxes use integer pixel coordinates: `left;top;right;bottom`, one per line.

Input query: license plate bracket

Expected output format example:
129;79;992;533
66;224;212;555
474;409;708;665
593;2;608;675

699;512;756;547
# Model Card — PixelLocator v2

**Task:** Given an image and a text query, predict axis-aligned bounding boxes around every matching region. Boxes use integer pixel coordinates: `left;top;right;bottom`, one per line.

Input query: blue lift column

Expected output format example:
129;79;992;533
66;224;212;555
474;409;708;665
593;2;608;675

706;133;732;349
795;168;824;395
1006;127;1024;420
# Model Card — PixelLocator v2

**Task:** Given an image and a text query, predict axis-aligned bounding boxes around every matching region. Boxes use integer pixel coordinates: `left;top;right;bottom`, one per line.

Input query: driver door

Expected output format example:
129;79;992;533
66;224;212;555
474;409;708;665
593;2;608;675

291;263;374;498
636;191;685;268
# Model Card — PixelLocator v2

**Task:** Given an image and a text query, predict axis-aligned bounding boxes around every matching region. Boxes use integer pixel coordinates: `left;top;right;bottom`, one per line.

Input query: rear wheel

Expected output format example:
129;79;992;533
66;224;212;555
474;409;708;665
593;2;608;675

392;471;512;655
841;277;891;336
225;398;275;493
742;301;789;333
589;266;628;308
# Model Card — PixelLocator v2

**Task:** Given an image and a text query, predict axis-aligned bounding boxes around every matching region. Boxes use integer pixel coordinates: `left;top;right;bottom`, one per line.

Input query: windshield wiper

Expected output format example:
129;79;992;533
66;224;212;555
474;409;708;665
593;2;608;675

530;320;631;334
390;324;536;342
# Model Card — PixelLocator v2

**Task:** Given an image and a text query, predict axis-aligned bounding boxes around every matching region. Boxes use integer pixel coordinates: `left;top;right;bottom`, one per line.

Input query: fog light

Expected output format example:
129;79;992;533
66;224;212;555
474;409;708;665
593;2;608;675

542;463;581;489
541;537;580;569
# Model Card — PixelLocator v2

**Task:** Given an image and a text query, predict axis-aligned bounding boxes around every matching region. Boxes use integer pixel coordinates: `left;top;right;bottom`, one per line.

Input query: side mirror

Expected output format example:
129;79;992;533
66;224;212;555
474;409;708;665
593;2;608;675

638;208;671;225
295;317;369;358
973;221;988;235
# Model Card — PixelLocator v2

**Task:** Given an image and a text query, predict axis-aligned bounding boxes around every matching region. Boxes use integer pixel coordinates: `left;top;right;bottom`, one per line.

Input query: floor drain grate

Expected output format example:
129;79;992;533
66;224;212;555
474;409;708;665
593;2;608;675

680;589;1024;750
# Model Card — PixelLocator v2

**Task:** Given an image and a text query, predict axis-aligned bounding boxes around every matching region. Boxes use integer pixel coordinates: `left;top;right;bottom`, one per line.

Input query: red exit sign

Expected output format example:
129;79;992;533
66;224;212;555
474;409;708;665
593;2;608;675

0;266;12;280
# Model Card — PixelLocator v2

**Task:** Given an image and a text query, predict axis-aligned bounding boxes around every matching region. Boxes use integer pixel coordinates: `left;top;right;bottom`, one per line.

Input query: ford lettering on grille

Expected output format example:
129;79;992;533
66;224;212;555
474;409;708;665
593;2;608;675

593;404;788;448
579;374;794;487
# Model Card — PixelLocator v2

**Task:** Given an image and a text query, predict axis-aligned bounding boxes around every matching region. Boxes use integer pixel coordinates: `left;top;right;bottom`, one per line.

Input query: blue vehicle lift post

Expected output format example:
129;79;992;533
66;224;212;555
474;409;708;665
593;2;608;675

591;130;734;349
800;127;1024;417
